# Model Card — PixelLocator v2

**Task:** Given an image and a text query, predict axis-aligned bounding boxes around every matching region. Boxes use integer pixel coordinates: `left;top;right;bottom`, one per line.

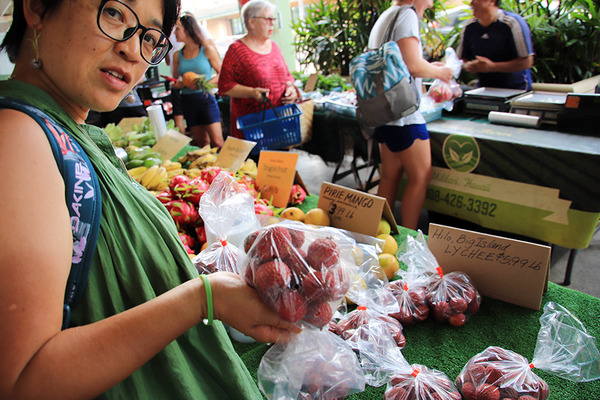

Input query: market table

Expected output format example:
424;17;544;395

233;195;600;400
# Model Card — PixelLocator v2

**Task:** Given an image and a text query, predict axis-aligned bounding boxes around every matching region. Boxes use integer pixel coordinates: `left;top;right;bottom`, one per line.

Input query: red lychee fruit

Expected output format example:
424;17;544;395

461;381;477;400
306;238;340;270
251;226;293;262
468;298;481;314
253;259;291;296
466;363;487;384
274;289;307;322
304;301;333;328
450;297;468;313
282;248;309;287
498;386;519;400
414;304;430;322
243;230;259;253
476;383;500;400
384;385;407;400
432;301;453;322
518;396;537;400
485;365;503;385
449;312;466;327
287;227;305;248
302;270;337;302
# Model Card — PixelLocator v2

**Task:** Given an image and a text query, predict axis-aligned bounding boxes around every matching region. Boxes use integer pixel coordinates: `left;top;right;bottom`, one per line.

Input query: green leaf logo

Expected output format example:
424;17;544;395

442;135;480;173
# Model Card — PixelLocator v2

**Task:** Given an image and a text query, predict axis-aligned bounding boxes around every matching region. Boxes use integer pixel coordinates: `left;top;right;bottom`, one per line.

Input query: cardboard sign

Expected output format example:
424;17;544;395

427;223;551;310
304;73;319;92
216;136;256;172
116;116;147;133
317;182;398;237
256;151;299;208
151;129;192;161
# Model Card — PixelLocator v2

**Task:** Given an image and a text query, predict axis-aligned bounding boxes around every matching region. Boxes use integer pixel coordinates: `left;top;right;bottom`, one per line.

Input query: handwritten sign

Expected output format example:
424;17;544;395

317;182;398;237
256;151;299;208
216;136;256;172
152;129;192;161
427;223;551;310
117;116;147;133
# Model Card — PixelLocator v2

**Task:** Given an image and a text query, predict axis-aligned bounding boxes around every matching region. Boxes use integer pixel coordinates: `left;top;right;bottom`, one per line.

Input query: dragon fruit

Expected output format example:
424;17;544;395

165;200;199;228
288;184;307;205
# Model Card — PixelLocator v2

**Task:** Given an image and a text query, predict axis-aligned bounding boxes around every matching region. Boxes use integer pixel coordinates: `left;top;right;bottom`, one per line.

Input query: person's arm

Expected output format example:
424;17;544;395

171;51;184;89
0;110;298;400
471;54;534;73
397;36;454;83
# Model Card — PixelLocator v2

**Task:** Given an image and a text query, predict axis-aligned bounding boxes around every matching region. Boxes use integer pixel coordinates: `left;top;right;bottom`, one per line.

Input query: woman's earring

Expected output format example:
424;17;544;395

29;28;42;69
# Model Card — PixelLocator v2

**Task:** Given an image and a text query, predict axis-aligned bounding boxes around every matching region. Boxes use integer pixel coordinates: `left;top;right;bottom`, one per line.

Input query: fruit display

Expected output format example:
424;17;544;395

455;347;549;400
386;279;430;326
425;271;481;326
257;328;365;400
105;117;178;149
384;365;462;400
241;223;353;327
329;305;406;349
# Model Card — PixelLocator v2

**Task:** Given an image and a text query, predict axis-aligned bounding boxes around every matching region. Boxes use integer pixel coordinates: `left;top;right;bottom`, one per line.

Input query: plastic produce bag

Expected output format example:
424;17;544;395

386;278;430;326
258;328;365;400
350;322;461;399
425;48;463;111
192;172;261;274
399;232;482;326
455;302;600;400
240;221;354;328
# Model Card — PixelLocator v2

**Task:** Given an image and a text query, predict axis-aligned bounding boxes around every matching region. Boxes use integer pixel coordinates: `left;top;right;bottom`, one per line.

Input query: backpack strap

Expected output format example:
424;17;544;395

0;97;102;329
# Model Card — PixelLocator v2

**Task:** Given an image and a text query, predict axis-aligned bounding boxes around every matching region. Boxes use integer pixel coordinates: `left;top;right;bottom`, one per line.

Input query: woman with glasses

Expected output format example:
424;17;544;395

218;0;299;140
172;13;224;149
0;0;299;398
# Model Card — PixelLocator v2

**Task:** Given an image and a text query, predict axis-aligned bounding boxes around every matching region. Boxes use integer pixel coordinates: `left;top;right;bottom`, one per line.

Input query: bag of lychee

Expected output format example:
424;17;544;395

399;232;482;326
455;302;600;400
257;328;365;399
348;322;462;399
240;220;355;328
192;173;261;274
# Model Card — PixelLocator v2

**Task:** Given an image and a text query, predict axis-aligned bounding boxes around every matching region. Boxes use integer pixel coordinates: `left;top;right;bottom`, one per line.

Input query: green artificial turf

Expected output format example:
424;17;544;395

234;195;600;399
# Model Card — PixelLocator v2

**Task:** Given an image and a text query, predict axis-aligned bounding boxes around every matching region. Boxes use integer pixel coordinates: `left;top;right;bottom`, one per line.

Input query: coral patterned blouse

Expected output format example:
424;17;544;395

218;39;294;138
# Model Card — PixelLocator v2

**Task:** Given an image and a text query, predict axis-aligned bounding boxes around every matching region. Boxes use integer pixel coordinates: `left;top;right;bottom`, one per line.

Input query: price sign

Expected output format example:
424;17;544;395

256;151;299;208
216;136;256;172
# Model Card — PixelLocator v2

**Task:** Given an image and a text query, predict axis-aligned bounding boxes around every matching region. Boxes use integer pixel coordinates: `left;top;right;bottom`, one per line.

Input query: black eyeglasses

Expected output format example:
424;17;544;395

97;0;172;65
252;16;277;24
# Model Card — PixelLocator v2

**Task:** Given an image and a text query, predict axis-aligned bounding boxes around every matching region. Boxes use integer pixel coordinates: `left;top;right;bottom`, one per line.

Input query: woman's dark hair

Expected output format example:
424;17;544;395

0;0;181;63
179;13;205;48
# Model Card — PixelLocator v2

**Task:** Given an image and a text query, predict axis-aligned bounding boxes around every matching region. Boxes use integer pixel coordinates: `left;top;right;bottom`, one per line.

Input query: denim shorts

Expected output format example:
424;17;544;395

181;91;221;127
373;123;429;152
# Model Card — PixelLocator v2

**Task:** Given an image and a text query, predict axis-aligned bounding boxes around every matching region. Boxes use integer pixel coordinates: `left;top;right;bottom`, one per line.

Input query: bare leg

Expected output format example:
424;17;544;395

397;138;432;230
377;142;405;213
205;122;224;149
190;125;209;147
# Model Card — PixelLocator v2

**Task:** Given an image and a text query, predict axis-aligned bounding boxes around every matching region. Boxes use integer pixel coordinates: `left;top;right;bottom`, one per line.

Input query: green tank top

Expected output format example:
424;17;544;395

0;80;262;400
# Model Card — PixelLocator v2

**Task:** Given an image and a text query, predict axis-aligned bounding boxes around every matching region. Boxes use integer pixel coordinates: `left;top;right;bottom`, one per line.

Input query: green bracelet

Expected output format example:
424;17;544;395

199;274;213;326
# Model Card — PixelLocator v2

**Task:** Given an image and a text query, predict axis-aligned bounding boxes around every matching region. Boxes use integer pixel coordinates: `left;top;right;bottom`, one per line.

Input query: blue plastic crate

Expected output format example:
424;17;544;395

237;103;302;155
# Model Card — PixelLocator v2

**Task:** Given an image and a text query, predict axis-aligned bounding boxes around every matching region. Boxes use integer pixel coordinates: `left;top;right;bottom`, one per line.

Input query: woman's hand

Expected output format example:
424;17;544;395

281;82;298;105
437;66;454;83
207;272;301;343
253;88;270;102
172;80;184;90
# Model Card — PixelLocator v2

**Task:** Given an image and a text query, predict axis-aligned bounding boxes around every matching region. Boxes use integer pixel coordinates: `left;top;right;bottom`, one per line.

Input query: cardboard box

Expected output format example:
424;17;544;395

427;223;551;310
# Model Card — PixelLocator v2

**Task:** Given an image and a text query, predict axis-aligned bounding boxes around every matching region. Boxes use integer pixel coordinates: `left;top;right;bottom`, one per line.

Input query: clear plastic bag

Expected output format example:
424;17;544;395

425;48;463;111
240;221;354;328
455;302;600;400
350;322;461;399
191;173;261;274
399;232;482;326
386;278;430;326
258;328;365;400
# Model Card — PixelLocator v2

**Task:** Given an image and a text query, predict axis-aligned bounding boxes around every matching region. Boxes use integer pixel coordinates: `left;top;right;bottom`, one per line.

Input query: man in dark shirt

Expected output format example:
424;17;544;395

457;0;534;90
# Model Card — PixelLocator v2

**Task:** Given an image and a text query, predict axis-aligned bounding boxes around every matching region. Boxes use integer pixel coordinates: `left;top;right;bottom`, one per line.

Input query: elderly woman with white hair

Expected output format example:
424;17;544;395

218;0;298;139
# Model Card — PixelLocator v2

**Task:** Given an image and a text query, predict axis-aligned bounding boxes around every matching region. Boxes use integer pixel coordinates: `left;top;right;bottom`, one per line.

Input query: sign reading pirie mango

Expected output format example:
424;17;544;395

317;182;398;237
256;151;299;208
427;223;551;310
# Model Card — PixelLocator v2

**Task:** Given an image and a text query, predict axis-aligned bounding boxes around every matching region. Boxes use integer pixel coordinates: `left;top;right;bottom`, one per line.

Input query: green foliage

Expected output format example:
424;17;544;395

292;71;352;91
502;0;600;83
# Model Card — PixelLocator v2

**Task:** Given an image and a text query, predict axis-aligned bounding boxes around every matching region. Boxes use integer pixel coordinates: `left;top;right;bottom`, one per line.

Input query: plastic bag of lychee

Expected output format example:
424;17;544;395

192;173;261;274
399;232;482;326
241;221;355;328
257;328;366;400
455;302;600;400
349;322;461;399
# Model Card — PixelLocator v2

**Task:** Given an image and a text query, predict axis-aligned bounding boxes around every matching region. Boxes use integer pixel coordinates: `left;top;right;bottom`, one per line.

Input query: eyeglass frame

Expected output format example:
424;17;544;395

96;0;172;65
252;16;277;24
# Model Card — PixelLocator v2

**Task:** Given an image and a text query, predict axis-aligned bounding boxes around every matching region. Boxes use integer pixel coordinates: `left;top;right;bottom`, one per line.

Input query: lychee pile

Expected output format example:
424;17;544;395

384;365;462;400
386;279;430;326
242;224;350;328
425;271;481;327
455;346;550;400
329;305;406;349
